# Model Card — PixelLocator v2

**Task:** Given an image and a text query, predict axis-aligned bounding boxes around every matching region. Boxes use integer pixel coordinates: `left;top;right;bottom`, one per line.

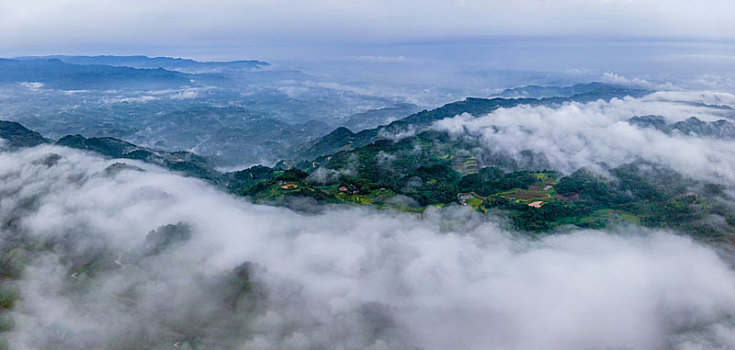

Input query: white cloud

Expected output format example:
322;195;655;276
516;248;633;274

1;144;735;348
602;72;678;90
100;87;208;103
433;92;735;183
101;95;159;103
18;82;44;91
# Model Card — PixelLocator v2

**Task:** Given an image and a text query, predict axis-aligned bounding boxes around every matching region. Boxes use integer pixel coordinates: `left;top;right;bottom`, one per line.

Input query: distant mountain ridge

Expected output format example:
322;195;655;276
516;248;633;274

14;55;269;72
498;82;622;99
0;58;193;90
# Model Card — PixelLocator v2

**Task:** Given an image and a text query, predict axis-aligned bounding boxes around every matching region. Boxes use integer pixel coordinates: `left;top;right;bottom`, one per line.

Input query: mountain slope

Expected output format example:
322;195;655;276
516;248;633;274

0;120;50;148
56;134;223;182
293;83;649;160
498;82;623;98
340;103;421;131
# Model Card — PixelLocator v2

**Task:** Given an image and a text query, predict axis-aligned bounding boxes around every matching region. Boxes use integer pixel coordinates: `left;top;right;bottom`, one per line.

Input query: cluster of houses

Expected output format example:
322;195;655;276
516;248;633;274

458;193;474;205
339;185;360;195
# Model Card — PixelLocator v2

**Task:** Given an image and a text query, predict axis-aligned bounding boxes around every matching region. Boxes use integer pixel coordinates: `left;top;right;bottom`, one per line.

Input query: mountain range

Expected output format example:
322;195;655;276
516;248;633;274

0;58;198;90
4;82;732;238
14;55;269;72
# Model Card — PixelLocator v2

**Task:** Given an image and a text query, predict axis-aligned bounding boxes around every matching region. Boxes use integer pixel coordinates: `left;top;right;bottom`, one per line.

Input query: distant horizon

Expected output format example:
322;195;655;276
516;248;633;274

6;38;735;97
6;35;735;61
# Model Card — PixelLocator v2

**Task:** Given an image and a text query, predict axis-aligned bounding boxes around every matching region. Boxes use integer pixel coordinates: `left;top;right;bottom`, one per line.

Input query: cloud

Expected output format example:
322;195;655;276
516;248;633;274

1;145;735;348
99;87;210;104
433;92;735;184
646;90;735;109
306;167;341;185
101;95;159;104
18;82;44;91
663;54;735;63
377;125;418;142
602;72;678;90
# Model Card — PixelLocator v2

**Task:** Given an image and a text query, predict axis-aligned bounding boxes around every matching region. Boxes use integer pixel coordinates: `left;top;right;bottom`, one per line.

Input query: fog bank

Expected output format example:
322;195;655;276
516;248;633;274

0;145;734;348
434;91;735;184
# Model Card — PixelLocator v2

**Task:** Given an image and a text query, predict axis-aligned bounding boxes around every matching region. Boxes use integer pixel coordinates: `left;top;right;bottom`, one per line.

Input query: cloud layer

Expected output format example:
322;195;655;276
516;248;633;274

434;91;735;184
1;145;735;348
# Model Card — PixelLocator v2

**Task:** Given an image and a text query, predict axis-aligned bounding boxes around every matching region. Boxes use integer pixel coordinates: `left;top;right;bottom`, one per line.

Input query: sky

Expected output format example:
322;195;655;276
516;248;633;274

1;0;735;56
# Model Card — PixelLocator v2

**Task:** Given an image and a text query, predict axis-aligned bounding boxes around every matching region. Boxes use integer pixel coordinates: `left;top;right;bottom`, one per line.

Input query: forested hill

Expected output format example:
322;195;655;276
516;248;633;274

0;123;222;183
0;120;50;148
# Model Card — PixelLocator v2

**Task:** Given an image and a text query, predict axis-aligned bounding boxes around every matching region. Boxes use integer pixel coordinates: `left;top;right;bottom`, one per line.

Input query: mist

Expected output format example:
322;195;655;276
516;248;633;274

1;144;735;349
